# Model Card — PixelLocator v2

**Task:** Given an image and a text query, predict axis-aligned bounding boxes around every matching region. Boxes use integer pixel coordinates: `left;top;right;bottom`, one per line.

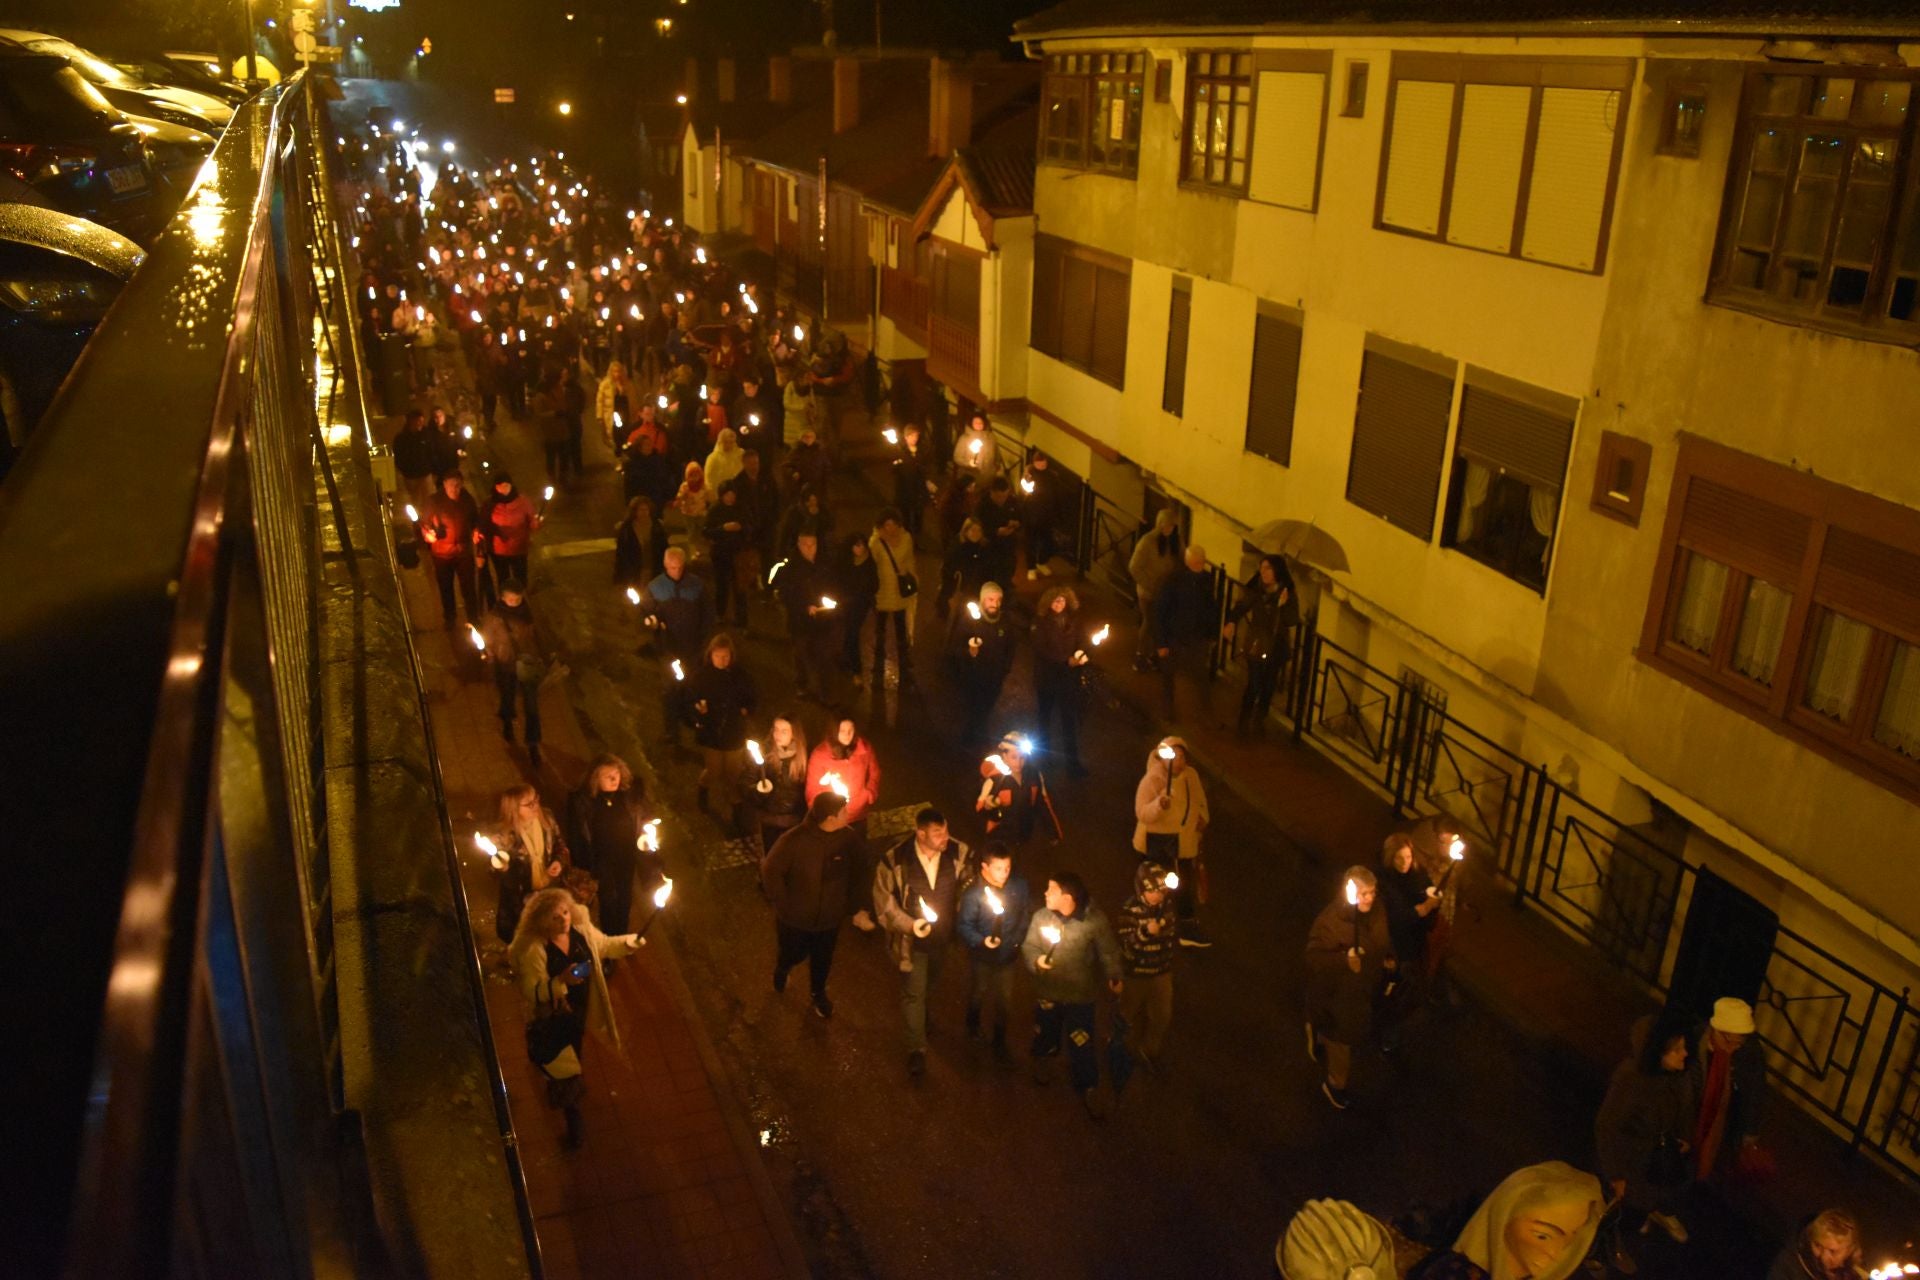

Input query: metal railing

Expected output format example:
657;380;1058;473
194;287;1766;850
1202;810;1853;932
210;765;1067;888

0;73;542;1276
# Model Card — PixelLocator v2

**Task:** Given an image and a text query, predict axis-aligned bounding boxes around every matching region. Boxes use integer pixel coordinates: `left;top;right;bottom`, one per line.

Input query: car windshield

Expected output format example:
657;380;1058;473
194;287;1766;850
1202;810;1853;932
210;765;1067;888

0;62;117;132
27;40;139;90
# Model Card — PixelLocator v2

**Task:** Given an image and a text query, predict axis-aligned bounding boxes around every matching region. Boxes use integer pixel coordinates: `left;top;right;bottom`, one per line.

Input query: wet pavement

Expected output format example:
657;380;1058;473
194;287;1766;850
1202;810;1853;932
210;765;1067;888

407;374;1794;1278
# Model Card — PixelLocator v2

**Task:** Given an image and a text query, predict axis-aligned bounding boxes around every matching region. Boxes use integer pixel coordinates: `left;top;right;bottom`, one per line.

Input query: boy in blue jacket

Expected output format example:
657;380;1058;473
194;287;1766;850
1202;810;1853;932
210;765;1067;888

956;841;1031;1068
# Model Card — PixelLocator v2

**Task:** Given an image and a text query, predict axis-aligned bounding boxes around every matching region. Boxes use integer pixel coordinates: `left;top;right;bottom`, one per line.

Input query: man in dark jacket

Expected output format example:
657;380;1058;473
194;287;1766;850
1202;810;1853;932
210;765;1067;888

1116;861;1179;1072
639;547;716;743
956;842;1030;1068
762;792;860;1019
392;409;455;507
946;582;1015;745
1020;451;1062;578
420;471;484;628
776;532;841;702
1021;871;1123;1118
872;809;972;1078
1155;544;1219;725
477;582;546;766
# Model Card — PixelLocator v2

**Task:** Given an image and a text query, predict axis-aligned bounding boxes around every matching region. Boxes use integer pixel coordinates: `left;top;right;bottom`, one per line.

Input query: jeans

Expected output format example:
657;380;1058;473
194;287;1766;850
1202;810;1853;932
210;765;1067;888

966;956;1016;1044
1032;998;1098;1093
1120;971;1173;1059
774;922;839;999
1241;649;1288;724
431;552;481;626
493;664;542;745
901;945;948;1052
492;553;528;593
1034;662;1084;765
871;607;913;683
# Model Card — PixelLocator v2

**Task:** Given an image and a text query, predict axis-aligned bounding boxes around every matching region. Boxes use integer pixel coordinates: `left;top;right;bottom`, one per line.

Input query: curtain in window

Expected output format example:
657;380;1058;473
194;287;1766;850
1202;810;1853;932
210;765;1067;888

1529;487;1560;570
1454;459;1493;542
1800;609;1872;722
1671;553;1729;655
1874;640;1920;760
1731;578;1793;685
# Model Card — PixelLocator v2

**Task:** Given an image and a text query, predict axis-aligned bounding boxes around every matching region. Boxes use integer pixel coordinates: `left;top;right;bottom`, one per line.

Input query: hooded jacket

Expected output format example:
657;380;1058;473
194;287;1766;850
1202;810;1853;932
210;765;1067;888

1020;903;1122;1004
1131;743;1209;860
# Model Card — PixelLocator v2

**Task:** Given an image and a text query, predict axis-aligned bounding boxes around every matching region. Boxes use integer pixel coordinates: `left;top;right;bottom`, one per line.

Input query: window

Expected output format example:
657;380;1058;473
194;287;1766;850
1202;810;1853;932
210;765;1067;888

1710;69;1920;337
1591;431;1653;526
1154;60;1172;104
1031;233;1131;389
1641;438;1920;796
1658;80;1708;157
1244;303;1303;466
1041;52;1145;177
1184;50;1255;193
1343;61;1370;118
1440;371;1577;592
1345;336;1455;541
1162;278;1191;417
1376;55;1632;272
1248;55;1329;211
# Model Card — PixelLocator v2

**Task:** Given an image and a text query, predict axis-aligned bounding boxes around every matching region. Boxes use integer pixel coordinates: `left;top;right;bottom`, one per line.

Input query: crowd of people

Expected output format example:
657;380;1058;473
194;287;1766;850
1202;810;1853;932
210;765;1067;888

341;130;1904;1277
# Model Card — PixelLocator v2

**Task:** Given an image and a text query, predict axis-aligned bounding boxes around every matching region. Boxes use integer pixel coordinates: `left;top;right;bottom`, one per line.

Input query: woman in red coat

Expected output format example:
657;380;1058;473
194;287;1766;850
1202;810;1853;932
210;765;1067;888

806;715;880;931
481;471;541;590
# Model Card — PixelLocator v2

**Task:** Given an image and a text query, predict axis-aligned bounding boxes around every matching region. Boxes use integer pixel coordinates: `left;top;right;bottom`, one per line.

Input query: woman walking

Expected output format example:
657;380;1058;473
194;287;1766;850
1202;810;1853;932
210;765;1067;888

741;713;809;859
509;886;644;1150
490;783;569;945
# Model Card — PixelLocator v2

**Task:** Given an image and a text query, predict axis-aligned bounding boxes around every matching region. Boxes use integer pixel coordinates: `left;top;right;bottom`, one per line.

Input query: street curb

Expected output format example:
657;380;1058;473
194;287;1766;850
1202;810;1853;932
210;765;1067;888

643;928;814;1280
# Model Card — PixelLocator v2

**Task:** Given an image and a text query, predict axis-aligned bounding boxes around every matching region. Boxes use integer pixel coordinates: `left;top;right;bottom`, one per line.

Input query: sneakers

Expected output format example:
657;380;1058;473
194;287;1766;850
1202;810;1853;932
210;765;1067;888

811;994;834;1020
907;1049;926;1079
1644;1212;1689;1244
1026;568;1039;581
1321;1079;1351;1110
851;910;877;933
1178;923;1213;949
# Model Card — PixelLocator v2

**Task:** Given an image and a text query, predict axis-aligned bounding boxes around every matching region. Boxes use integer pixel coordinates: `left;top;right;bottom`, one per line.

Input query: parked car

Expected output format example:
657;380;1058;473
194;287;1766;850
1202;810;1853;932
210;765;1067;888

123;113;214;209
106;52;249;107
0;47;163;242
0;30;233;134
0;202;145;478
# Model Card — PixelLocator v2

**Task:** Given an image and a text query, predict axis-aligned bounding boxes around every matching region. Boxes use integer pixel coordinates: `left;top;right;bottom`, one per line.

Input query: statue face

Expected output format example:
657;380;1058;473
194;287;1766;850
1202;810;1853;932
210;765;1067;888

1503;1200;1590;1278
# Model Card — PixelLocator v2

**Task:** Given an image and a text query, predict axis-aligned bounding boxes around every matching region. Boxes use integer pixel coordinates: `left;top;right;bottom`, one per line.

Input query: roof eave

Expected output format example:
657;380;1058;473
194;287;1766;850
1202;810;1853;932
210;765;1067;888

1010;18;1920;41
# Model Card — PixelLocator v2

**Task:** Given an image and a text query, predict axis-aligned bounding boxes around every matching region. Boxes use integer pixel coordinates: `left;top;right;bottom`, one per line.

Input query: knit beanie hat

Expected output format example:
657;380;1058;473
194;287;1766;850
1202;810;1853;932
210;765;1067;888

1276;1199;1393;1280
1134;861;1172;896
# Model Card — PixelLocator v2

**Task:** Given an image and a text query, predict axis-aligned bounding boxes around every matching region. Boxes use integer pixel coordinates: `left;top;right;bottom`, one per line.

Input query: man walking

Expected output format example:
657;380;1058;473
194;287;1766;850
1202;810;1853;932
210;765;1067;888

947;582;1015;745
1155;544;1220;725
873;808;972;1078
762;792;860;1019
1021;872;1123;1119
957;842;1030;1068
1116;862;1179;1074
1127;508;1181;670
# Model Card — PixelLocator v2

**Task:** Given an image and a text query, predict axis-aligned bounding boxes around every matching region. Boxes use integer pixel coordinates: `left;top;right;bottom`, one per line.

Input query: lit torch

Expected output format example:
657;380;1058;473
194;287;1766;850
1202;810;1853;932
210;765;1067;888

1040;923;1062;960
637;875;675;938
468;624;486;652
746;739;764;766
1346;878;1363;954
983;885;1006;937
474;832;508;870
882;427;899;446
670;659;685;681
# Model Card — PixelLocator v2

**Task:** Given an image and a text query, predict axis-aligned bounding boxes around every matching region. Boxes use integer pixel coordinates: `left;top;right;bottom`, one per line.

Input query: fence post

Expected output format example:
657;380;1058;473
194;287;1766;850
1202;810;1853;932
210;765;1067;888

1514;771;1555;907
1852;985;1912;1152
1291;625;1316;742
1392;681;1426;815
1075;486;1093;576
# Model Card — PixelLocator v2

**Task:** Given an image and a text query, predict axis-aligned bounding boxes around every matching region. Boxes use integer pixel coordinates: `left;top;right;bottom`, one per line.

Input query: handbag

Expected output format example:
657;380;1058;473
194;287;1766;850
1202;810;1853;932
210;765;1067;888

879;539;918;598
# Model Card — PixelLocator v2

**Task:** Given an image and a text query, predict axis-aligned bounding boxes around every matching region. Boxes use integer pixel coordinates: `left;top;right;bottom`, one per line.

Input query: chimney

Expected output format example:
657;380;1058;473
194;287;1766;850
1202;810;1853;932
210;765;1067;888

718;57;737;104
768;55;792;105
928;58;974;158
683;56;700;102
833;56;860;134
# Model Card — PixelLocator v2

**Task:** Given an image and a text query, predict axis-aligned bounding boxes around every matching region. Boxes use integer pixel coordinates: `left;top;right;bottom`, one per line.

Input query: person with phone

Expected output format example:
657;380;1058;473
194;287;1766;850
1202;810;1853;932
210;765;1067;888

509;887;645;1152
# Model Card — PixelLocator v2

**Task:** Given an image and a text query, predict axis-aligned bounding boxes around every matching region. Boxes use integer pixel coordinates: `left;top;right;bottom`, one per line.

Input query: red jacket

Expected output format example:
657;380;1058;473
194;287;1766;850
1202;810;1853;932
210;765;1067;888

806;738;879;824
483;493;538;557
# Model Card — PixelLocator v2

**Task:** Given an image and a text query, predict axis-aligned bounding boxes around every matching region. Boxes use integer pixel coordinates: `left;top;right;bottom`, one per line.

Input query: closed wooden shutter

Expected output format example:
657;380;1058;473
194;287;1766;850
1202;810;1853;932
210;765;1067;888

1060;255;1097;370
1245;304;1302;466
1448;83;1531;253
1031;235;1063;356
1162;280;1191;415
1091;264;1130;388
1248;70;1324;210
1381;79;1453;234
1677;477;1810;587
1455;377;1576;491
1816;528;1920;643
1522;86;1620;270
1346;341;1455;540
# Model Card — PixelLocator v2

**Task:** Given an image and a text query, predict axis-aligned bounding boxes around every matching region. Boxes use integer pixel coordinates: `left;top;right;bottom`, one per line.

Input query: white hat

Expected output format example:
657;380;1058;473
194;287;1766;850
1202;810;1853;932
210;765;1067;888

1276;1199;1392;1280
1710;997;1756;1035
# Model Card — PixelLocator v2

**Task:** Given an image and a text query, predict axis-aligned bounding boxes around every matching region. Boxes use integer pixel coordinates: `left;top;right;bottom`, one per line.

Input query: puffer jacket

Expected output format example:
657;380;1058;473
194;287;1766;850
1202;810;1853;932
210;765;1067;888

1020;905;1122;1004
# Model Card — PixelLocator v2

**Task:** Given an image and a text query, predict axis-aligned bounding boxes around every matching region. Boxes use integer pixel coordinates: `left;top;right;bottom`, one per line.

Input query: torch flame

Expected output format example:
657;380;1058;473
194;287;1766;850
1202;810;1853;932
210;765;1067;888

819;597;837;610
1164;870;1181;891
819;771;850;800
1157;743;1177;761
985;754;1012;777
543;485;555;502
967;602;982;621
1345;878;1359;906
919;898;938;924
468;625;486;652
474;832;505;867
1449;838;1466;862
1020;477;1035;494
653;877;674;909
969;437;983;455
1092;624;1111;645
791;324;805;343
626;587;641;605
670;659;685;681
983;887;1004;915
746;739;764;766
639;819;662;852
882;427;899;445
1040;925;1062;947
404;503;419;523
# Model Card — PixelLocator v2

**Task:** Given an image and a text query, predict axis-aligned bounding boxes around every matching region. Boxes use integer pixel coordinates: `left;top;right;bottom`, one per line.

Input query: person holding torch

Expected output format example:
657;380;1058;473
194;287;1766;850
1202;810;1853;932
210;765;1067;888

946;582;1014;744
1020;872;1123;1119
807;715;881;929
873;808;973;1079
421;470;485;630
477;580;550;770
1132;737;1211;948
956;841;1031;1069
1030;585;1095;777
1303;867;1394;1110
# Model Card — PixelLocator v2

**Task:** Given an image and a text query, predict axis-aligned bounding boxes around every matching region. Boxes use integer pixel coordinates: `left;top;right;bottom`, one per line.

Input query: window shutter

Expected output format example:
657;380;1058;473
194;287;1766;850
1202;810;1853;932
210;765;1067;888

1454;376;1576;491
1522;87;1620;270
1092;265;1130;388
1816;528;1920;644
1448;83;1532;253
1060;255;1097;370
1381;79;1454;234
1031;235;1063;356
1162;281;1191;416
1677;476;1811;587
1249;70;1324;210
1346;343;1455;540
1245;306;1302;466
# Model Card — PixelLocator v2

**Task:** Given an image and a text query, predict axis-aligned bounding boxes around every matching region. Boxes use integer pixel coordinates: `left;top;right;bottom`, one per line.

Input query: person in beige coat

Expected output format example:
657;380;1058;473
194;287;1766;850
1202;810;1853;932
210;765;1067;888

868;508;919;690
510;886;645;1150
1131;736;1211;947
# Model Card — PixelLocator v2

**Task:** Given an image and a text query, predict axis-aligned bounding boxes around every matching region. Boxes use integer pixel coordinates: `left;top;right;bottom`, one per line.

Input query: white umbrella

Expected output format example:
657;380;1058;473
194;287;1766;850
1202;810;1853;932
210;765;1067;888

1248;518;1350;574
